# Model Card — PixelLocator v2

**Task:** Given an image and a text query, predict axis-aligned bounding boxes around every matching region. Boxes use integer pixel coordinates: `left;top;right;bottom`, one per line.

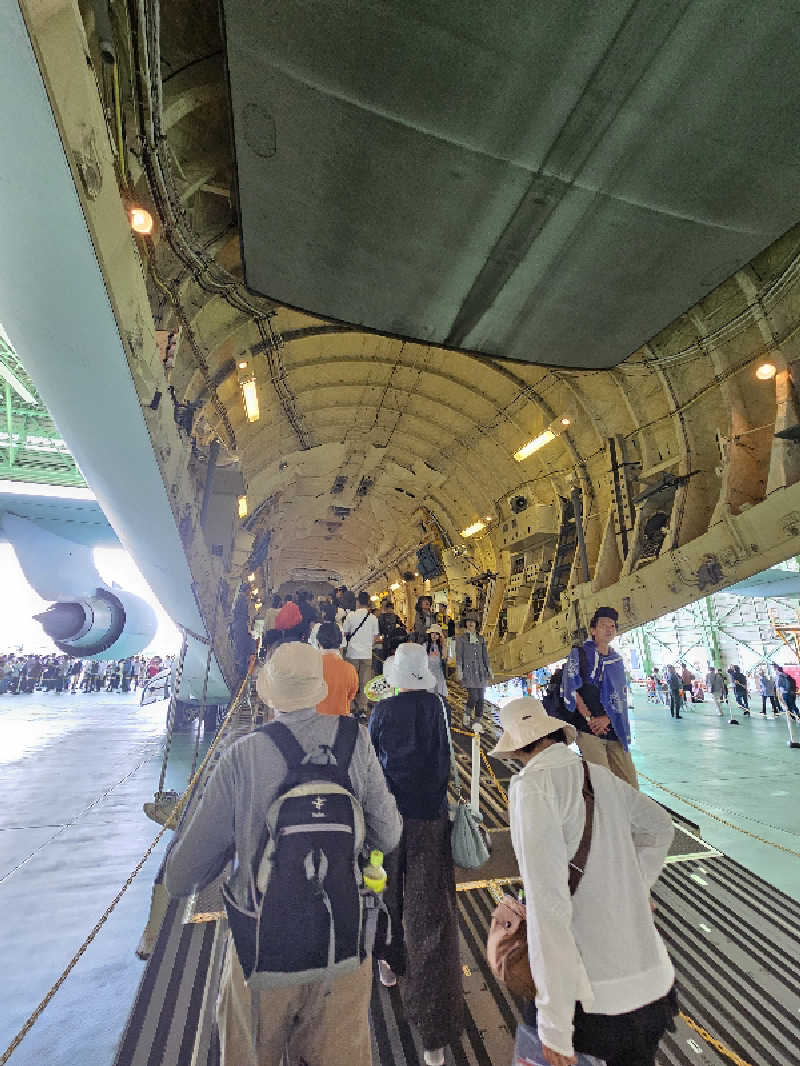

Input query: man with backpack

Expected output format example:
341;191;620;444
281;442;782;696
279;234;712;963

164;642;402;1065
561;607;638;788
773;663;799;719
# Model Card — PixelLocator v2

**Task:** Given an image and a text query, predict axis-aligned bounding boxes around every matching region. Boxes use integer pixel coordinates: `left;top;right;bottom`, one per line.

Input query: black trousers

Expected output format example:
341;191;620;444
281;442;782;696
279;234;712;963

524;986;678;1066
762;693;780;714
668;689;682;716
465;687;484;717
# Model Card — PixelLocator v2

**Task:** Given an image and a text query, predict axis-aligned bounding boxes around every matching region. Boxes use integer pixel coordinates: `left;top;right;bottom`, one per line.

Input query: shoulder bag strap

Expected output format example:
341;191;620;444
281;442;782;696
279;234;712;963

439;695;462;796
567;759;595;895
261;721;306;769
331;715;359;775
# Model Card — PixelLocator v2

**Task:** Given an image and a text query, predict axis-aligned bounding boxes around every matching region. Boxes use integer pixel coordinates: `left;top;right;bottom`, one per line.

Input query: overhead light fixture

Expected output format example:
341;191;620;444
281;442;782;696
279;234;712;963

390;581;401;590
248;572;255;582
238;494;248;518
238;361;248;370
129;206;154;236
370;594;380;602
484;514;493;522
514;430;556;461
561;416;572;426
461;520;486;538
241;377;260;422
755;362;777;381
414;571;420;577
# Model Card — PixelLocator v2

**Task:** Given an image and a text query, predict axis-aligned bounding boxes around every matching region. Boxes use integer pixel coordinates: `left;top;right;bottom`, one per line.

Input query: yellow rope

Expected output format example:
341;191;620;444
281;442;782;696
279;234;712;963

678;1011;753;1066
0;671;252;1065
639;771;800;859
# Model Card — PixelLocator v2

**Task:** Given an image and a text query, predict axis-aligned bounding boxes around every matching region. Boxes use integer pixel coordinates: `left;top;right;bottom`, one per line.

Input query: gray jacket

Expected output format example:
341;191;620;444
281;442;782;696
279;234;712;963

164;708;402;906
455;633;491;688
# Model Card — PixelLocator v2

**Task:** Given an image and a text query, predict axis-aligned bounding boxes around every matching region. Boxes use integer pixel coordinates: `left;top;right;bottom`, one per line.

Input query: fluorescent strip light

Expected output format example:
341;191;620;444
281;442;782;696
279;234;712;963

460;521;486;538
238;494;248;518
241;378;260;422
0;361;37;406
514;429;556;461
390;581;401;590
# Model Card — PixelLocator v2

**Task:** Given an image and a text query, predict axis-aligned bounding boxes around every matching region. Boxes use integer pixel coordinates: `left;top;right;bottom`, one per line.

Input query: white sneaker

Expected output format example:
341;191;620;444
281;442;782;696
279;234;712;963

377;959;397;987
423;1050;445;1066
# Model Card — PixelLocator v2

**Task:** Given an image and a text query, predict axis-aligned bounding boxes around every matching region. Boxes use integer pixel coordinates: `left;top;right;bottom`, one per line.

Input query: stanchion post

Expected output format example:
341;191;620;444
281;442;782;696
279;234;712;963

785;707;800;748
471;723;482;815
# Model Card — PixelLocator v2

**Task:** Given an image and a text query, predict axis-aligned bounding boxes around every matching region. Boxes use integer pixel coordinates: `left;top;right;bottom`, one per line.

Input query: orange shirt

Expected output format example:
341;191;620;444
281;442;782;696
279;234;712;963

317;651;359;716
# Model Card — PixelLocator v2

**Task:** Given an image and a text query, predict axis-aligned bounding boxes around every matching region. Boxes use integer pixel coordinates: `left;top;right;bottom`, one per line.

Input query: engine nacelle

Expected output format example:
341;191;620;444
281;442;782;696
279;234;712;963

34;586;157;659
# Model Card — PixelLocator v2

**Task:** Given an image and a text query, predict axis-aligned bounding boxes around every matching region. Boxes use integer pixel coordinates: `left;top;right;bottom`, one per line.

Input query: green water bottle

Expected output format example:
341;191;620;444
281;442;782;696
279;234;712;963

363;849;387;894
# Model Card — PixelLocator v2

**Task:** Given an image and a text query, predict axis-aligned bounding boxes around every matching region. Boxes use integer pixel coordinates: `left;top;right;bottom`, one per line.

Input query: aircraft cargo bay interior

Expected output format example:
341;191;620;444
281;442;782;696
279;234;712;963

1;2;800;1065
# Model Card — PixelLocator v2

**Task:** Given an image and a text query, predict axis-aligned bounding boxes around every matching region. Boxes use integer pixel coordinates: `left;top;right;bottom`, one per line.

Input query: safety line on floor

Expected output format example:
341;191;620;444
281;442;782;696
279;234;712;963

638;772;800;860
0;672;250;1065
678;1011;753;1066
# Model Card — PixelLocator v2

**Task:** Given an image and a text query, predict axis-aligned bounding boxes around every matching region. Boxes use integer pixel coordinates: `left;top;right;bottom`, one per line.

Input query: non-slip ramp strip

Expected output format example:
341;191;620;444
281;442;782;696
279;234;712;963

112;856;800;1066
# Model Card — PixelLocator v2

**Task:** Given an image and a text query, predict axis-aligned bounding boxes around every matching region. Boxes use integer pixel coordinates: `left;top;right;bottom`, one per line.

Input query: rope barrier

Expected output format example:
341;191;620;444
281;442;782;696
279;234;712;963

0;669;252;1065
451;724;510;805
638;771;800;860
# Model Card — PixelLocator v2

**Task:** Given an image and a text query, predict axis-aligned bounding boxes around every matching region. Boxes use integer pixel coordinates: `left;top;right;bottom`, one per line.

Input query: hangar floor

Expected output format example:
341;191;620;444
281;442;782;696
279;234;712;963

0;689;798;1065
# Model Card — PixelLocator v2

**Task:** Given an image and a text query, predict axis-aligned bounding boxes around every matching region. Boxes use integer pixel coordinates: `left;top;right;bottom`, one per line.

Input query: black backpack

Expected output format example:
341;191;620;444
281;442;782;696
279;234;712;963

222;717;371;988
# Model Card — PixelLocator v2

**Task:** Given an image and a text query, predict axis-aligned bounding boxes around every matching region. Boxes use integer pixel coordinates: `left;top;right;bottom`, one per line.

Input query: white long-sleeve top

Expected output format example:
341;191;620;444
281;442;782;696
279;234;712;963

508;744;675;1057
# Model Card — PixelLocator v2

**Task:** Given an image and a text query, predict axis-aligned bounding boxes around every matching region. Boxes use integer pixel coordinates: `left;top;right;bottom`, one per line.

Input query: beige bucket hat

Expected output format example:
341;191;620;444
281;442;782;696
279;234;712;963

256;641;328;711
488;697;576;757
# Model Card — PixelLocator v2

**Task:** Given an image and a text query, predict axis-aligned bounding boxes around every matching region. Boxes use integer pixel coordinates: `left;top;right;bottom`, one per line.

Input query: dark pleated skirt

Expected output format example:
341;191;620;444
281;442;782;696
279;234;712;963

376;814;465;1049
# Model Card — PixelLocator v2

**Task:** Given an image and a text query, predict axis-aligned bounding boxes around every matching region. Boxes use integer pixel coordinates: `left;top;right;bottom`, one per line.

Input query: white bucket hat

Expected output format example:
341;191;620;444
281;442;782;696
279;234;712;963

256;641;328;711
489;697;576;757
383;642;437;692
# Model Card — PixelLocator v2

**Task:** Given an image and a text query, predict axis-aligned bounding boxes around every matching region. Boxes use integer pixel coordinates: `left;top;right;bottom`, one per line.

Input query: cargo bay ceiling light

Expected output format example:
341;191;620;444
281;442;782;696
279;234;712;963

513;415;573;461
390;581;401;590
241;377;260;422
514;429;556;461
248;572;255;582
460;520;486;538
129;206;154;235
756;362;777;380
238;494;248;518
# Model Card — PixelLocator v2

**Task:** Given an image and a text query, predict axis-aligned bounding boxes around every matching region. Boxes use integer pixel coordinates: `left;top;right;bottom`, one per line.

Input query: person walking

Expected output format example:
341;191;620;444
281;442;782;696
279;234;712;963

342;590;381;718
425;624;449;697
757;668;780;717
412;596;434;644
315;622;359;717
491;698;677;1066
664;666;683;720
773;664;799;720
705;667;735;722
728;665;750;716
561;607;638;787
164;643;402;1066
369;643;464;1066
680;664;694;707
455;612;492;727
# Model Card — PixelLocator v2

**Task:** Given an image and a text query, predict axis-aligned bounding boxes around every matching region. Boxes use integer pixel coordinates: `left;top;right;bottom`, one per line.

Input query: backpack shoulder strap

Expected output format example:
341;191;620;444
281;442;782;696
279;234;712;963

332;716;359;777
261;721;306;769
568;760;595;895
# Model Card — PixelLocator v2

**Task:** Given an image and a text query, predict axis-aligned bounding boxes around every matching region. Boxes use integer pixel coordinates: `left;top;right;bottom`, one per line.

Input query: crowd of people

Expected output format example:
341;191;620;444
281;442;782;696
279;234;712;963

160;597;681;1066
646;661;799;724
258;586;494;725
0;652;172;695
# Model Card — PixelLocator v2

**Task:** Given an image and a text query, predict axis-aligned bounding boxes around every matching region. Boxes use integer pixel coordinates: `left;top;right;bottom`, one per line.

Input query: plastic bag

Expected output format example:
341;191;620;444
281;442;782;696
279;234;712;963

514;1022;606;1066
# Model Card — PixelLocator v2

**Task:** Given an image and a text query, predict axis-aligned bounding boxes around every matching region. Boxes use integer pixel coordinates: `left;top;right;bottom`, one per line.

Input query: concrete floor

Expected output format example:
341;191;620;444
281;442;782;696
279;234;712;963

0;687;798;1065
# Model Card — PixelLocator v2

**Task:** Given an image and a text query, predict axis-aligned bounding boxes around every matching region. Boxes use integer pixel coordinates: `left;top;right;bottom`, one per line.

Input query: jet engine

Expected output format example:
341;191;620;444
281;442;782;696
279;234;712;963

34;587;156;658
2;513;156;659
